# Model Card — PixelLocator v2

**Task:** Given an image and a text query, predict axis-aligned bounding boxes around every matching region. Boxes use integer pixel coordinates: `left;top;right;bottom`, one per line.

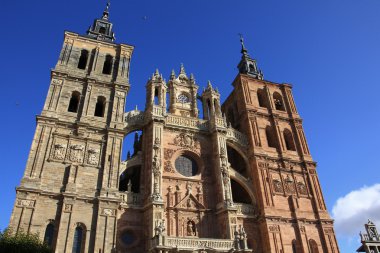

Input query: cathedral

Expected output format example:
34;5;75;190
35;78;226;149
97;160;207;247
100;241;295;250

8;3;340;253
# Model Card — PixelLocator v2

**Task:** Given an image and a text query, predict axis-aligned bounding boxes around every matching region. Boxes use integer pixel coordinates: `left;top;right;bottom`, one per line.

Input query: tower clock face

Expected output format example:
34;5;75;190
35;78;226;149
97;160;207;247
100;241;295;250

178;94;190;103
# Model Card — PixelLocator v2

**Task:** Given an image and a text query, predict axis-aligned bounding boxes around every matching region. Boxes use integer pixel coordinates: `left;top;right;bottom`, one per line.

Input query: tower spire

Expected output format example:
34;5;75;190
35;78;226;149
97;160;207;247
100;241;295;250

237;34;263;80
102;0;111;20
86;0;115;42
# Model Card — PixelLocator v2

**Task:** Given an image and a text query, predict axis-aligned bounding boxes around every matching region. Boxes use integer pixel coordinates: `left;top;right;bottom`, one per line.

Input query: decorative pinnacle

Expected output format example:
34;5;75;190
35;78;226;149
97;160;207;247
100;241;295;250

179;63;186;75
207;80;213;90
170;69;176;80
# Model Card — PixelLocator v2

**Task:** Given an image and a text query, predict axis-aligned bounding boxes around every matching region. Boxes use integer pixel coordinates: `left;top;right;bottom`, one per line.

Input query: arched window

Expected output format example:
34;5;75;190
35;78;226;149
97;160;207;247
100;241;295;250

227;146;247;177
72;226;84;253
102;55;113;75
99;27;106;34
230;179;252;204
44;223;54;247
309;239;319;253
77;49;89;70
68;91;80;113
257;88;268;108
283;129;296;151
94;96;106;117
273;92;285;111
154;87;159;105
265;126;277;148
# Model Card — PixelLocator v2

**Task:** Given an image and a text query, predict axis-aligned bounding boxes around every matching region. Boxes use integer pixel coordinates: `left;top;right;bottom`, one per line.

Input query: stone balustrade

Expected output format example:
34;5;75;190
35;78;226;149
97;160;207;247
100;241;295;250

235;203;255;216
119;191;142;206
151;236;235;251
226;128;249;147
166;115;209;131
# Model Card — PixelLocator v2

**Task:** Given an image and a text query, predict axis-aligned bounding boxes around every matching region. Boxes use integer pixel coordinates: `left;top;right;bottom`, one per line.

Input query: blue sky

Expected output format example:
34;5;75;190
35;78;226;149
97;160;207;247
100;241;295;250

1;0;380;251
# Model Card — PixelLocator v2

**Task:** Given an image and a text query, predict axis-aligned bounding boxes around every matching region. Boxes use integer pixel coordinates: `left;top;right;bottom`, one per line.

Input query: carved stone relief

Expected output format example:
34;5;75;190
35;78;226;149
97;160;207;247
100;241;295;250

272;178;284;193
64;204;73;212
103;208;116;216
17;199;35;208
284;175;296;194
164;161;175;173
53;143;66;160
87;148;99;166
296;181;308;195
268;225;280;233
69;144;84;163
172;132;200;150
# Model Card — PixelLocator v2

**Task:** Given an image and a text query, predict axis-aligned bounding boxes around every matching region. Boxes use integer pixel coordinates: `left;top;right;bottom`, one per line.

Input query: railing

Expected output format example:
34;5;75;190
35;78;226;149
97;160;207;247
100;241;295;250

226;128;249;147
152;236;235;250
215;117;227;128
166;115;209;131
152;106;164;117
235;203;255;216
119;191;142;206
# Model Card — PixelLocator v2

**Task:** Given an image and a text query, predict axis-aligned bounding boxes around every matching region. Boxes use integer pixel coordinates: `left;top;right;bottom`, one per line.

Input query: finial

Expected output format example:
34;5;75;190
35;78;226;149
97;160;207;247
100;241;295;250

155;69;159;75
207;80;213;90
135;105;138;111
102;0;111;20
190;73;195;81
239;33;248;55
180;63;186;75
170;69;176;80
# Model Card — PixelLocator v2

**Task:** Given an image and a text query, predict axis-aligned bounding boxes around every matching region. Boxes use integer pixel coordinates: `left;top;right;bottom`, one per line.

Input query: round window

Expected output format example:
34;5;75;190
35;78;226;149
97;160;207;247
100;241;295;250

175;155;198;177
121;231;135;246
178;94;190;103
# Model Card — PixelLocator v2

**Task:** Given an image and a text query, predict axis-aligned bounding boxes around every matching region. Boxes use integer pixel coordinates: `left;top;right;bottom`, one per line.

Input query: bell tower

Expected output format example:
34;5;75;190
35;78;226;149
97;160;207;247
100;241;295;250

9;3;134;253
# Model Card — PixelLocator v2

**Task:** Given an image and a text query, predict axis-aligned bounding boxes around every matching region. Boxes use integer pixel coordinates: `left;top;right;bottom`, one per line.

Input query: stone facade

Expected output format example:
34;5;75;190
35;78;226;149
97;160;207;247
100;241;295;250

8;4;340;253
